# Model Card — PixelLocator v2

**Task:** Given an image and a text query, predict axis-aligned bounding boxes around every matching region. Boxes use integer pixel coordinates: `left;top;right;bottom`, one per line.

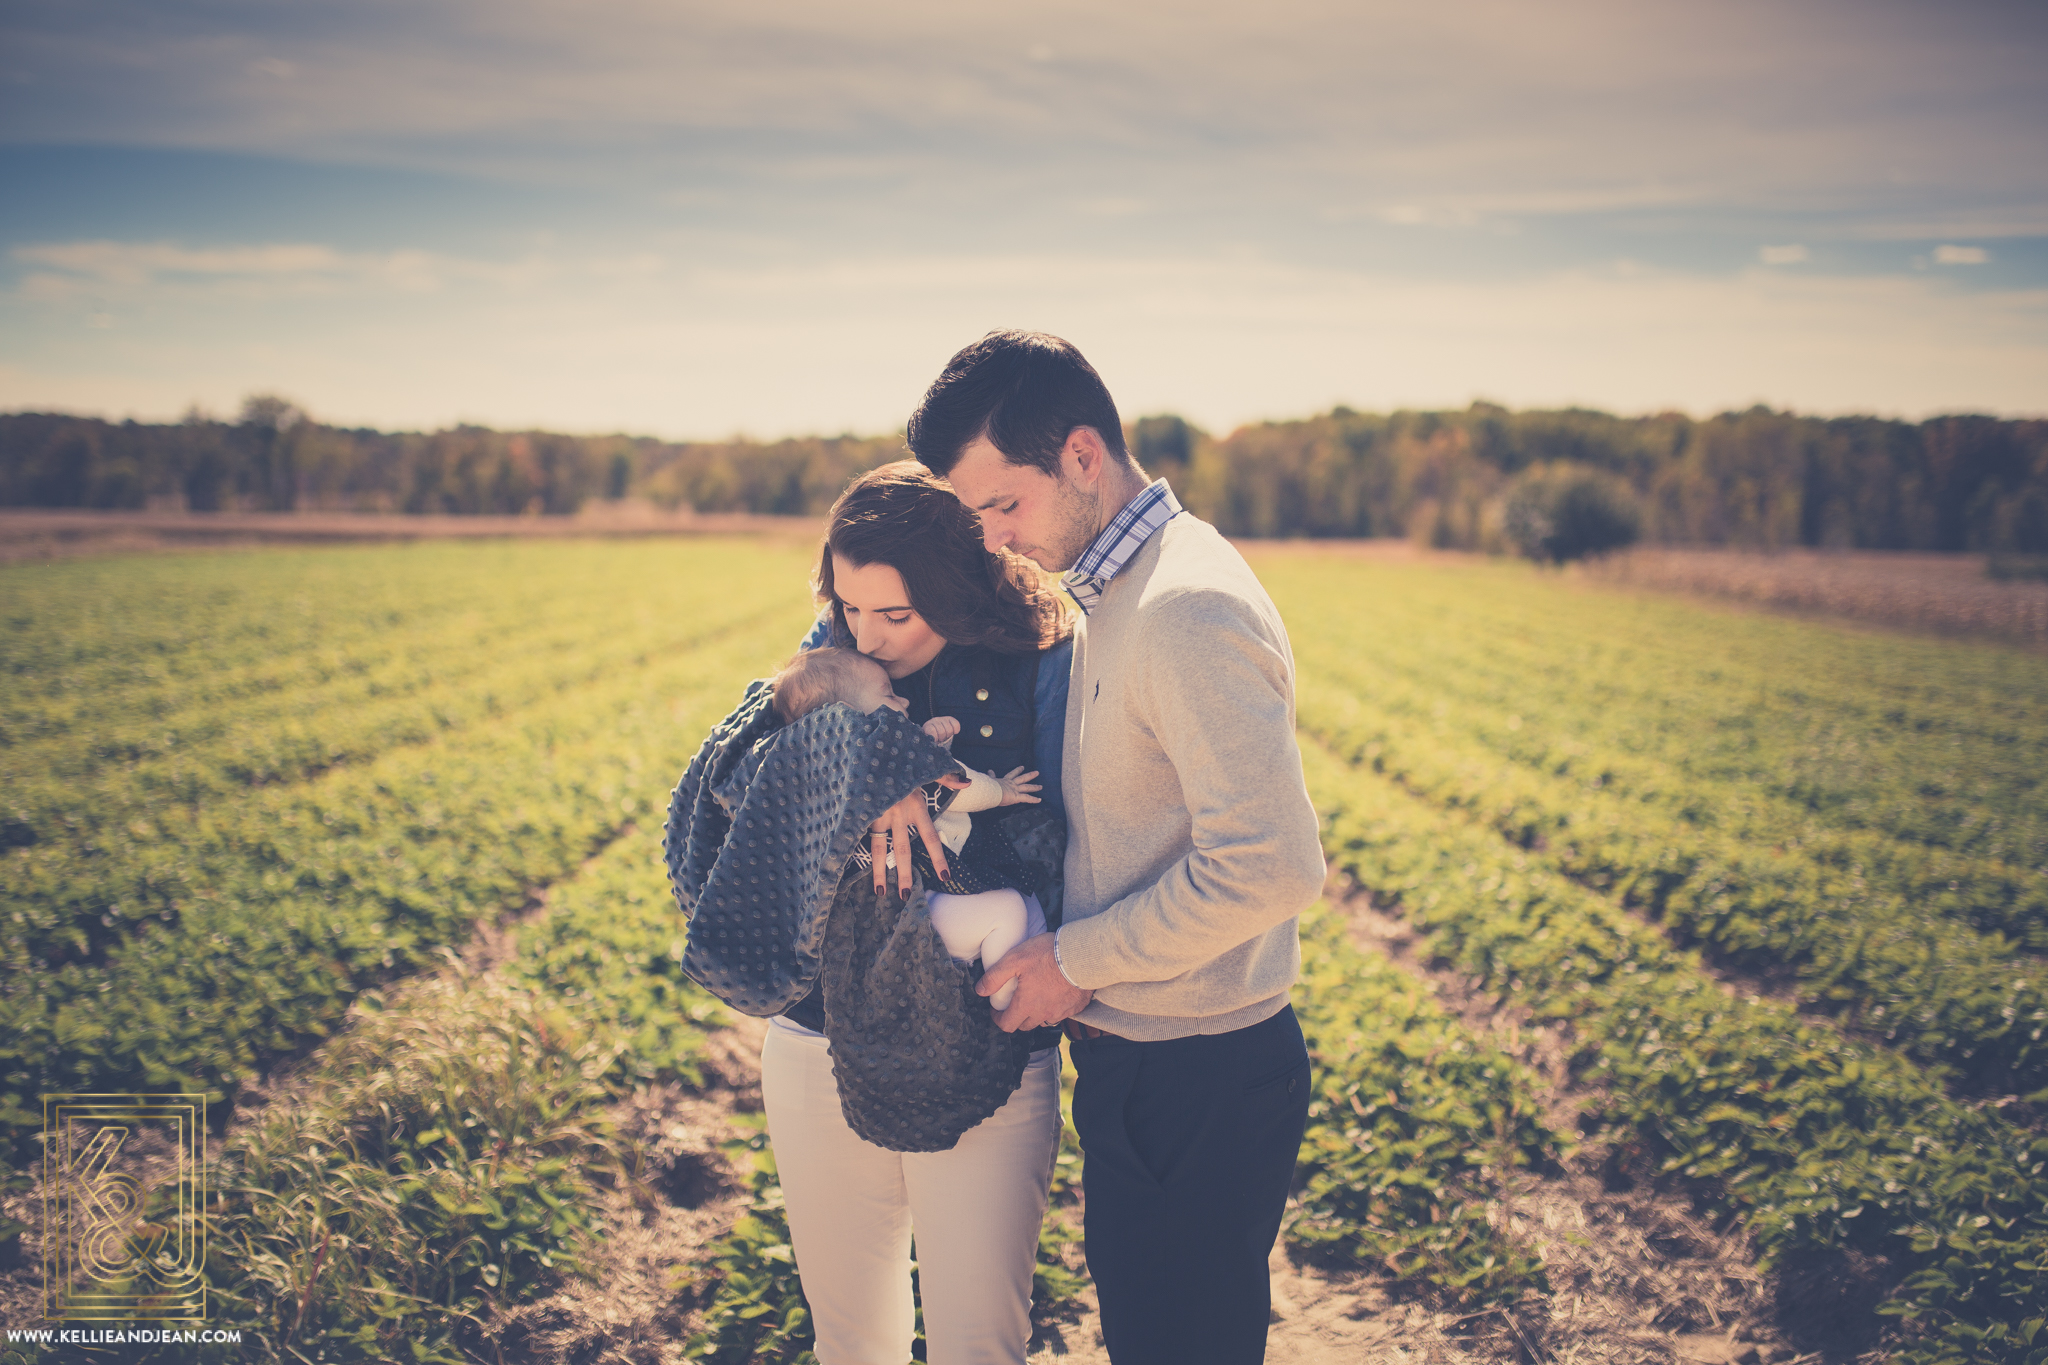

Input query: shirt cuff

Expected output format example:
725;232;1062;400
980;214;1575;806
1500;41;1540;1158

1052;926;1080;988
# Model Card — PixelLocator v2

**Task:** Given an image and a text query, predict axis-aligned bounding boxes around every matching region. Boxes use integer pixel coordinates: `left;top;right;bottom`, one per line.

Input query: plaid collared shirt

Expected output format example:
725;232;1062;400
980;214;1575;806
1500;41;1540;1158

1060;479;1183;615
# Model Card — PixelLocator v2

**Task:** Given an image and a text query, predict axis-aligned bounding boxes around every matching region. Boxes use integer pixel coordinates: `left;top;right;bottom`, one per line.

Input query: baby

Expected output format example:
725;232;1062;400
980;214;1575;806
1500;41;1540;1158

771;647;1041;1010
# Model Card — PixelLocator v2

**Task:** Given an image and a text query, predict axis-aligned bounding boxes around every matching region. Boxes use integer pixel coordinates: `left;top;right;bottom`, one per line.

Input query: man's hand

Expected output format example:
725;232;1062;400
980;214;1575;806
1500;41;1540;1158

868;779;963;897
978;932;1092;1032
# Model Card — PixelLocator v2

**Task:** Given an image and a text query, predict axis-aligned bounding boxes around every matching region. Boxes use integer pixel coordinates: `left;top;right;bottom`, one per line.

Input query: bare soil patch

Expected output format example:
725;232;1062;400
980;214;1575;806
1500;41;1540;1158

0;507;822;563
1579;546;2048;651
467;1039;766;1365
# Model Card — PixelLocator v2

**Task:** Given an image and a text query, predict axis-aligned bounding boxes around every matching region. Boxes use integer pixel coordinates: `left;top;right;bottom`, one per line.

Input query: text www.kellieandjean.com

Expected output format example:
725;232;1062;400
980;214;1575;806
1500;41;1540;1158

5;1327;245;1344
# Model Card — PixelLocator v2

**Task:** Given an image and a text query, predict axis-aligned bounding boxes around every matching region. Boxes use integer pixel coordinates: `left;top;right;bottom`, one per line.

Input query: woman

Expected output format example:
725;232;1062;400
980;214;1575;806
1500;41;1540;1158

765;460;1074;1365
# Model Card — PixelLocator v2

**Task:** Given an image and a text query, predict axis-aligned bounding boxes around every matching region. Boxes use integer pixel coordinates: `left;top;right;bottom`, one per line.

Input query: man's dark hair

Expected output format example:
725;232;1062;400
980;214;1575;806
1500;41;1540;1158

906;330;1128;478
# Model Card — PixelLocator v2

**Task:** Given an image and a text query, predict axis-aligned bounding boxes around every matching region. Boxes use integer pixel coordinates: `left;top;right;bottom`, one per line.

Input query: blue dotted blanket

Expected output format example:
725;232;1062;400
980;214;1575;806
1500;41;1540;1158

664;681;1039;1150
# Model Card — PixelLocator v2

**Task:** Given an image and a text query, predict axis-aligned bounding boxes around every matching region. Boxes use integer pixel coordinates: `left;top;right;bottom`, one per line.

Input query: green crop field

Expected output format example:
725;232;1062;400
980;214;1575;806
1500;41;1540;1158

3;539;2045;1364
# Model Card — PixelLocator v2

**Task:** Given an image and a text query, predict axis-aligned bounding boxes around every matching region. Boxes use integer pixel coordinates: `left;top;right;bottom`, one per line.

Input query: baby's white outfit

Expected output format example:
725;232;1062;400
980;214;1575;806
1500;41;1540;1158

928;764;1035;1011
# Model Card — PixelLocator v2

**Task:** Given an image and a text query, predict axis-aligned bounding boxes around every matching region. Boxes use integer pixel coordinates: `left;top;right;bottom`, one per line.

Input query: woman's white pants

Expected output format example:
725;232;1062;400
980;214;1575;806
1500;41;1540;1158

760;1017;1061;1365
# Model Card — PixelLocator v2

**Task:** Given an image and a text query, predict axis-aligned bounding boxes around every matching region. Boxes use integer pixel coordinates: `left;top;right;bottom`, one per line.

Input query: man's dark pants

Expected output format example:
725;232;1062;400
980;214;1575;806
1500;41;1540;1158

1067;1005;1312;1365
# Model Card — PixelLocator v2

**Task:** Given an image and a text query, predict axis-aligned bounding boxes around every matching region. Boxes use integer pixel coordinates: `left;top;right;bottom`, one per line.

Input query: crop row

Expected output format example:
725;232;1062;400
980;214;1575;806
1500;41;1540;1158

2;590;798;979
1257;557;2048;866
1299;737;2048;1362
1;539;803;769
1319;557;2048;758
501;821;734;1093
0;558;801;861
1286;904;1564;1300
0;609;810;1142
1304;618;2048;875
1295;669;2048;1097
0;541;578;722
7;579;615;779
1292;633;2048;953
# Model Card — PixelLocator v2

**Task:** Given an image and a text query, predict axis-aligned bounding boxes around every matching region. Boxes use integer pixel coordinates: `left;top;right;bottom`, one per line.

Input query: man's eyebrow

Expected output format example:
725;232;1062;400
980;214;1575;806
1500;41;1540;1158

970;490;1010;512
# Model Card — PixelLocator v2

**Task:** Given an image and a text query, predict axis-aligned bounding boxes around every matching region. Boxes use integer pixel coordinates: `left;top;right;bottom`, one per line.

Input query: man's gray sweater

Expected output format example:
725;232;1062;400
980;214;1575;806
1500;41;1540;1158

1057;511;1326;1040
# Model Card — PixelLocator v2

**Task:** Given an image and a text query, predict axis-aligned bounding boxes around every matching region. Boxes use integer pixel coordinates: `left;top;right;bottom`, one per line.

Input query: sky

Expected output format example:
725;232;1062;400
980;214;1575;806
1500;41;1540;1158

2;0;2045;440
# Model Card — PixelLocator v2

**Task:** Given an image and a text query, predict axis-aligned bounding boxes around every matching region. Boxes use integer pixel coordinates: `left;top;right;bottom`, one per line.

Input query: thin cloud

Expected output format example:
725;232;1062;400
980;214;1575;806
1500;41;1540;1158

1934;244;1989;264
1377;205;1487;229
16;240;348;285
4;0;2043;222
8;238;622;301
1760;245;1810;265
1847;211;2048;240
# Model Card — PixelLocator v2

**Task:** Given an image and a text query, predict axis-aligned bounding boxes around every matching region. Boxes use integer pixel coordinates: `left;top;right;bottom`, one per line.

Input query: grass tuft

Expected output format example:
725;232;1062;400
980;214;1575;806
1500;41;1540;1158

200;960;624;1363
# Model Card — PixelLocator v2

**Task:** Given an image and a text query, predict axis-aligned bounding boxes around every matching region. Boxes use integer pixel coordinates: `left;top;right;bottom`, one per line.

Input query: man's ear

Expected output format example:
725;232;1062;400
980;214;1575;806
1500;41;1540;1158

1063;427;1108;486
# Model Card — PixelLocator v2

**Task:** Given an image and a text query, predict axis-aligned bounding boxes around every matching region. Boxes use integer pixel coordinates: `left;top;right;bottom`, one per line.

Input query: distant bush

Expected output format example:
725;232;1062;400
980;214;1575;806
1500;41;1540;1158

1132;414;1200;477
1981;486;2048;557
1987;554;2048;583
1503;463;1641;562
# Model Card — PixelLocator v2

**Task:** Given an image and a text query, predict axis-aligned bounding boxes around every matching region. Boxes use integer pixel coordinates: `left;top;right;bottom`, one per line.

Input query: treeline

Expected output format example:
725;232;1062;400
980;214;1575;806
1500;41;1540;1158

0;397;899;519
1143;405;2048;554
4;397;2046;553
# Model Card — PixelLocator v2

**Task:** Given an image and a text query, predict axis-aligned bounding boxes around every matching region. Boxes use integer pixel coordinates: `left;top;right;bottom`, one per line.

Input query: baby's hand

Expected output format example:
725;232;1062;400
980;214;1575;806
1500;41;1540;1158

923;716;961;745
995;767;1041;806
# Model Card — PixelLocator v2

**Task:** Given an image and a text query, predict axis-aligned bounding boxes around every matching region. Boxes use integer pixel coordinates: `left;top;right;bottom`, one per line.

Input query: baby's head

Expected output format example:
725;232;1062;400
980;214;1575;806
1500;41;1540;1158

770;647;909;725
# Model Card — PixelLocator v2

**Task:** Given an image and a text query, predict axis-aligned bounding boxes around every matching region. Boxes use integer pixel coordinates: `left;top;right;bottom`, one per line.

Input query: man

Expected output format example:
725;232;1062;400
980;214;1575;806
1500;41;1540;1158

905;330;1326;1365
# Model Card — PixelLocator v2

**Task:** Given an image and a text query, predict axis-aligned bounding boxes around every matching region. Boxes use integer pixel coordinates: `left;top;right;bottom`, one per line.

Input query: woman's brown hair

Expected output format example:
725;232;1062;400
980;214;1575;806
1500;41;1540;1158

816;460;1072;656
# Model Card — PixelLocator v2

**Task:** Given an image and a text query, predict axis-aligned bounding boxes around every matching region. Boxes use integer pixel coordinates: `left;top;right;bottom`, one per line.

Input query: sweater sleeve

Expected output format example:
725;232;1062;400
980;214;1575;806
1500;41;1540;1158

947;763;1006;814
1055;590;1326;988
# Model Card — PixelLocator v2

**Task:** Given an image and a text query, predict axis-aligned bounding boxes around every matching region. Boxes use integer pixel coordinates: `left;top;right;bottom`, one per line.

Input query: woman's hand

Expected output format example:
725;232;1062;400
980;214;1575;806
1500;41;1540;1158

869;784;958;898
995;767;1041;806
